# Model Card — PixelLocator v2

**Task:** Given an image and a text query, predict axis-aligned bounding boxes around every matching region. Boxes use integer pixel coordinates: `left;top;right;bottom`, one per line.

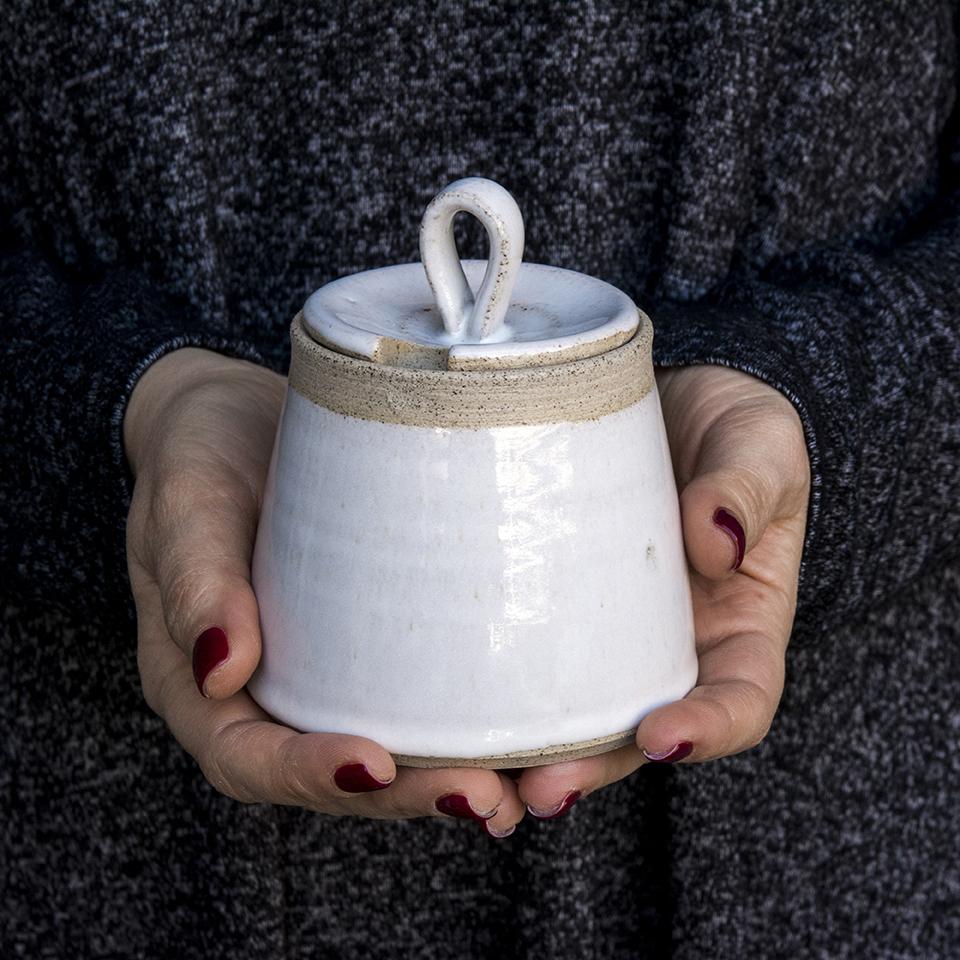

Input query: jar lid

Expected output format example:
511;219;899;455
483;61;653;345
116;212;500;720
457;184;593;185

302;178;640;371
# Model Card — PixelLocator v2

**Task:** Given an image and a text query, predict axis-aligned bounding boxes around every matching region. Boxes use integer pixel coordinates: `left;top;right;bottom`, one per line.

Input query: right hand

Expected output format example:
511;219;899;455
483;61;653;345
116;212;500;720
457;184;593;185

123;347;524;837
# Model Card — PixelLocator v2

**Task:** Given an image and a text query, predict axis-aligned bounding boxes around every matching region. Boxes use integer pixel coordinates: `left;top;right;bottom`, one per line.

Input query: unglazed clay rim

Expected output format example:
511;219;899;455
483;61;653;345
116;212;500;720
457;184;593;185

392;727;638;769
288;310;654;428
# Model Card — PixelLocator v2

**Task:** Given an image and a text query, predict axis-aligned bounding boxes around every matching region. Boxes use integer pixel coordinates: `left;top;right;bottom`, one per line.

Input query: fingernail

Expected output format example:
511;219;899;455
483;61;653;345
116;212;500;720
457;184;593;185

435;794;496;823
714;508;746;570
484;821;517;839
527;790;582;820
193;626;229;696
643;741;694;763
334;763;392;793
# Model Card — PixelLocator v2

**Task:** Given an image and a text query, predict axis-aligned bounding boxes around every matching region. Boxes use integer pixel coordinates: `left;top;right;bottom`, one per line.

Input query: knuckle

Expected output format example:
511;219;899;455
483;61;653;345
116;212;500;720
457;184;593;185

361;786;405;819
199;757;251;804
706;681;767;756
200;721;258;803
274;738;324;808
741;463;778;526
372;783;427;821
161;563;217;629
740;677;779;749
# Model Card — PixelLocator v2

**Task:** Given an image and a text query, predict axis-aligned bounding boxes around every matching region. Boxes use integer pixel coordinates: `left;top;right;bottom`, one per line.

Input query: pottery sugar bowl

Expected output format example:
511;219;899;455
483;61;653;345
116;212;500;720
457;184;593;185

249;177;697;767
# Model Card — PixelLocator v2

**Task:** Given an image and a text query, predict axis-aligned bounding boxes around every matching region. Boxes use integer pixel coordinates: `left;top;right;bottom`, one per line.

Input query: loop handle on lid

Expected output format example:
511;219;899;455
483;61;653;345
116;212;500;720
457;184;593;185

419;177;524;341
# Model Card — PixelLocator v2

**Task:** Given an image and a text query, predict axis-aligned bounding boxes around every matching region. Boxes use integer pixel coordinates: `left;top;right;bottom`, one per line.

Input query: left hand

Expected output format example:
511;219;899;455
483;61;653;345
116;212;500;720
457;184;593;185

124;348;526;836
515;364;811;820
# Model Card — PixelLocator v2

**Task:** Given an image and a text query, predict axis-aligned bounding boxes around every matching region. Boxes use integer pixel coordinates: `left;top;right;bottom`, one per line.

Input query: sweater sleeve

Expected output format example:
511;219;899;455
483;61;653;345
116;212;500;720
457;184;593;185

0;242;265;627
650;120;960;637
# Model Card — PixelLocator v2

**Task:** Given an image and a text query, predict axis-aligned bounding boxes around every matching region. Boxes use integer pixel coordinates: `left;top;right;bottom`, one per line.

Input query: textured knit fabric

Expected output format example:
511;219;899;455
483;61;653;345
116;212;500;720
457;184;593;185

2;2;959;958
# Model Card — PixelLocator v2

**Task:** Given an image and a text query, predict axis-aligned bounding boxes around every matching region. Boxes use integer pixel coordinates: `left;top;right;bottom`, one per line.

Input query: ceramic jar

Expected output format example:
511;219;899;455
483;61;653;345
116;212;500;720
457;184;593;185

249;178;697;767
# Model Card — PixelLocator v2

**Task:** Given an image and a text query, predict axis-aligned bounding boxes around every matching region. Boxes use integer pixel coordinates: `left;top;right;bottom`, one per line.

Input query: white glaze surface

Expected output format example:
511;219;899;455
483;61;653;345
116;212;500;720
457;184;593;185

250;387;698;758
303;260;639;369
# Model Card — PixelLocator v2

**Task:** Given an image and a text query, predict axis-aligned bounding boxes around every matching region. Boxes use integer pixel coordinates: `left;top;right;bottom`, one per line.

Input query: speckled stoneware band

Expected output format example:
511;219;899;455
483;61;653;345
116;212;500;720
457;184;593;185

288;311;654;428
392;728;638;769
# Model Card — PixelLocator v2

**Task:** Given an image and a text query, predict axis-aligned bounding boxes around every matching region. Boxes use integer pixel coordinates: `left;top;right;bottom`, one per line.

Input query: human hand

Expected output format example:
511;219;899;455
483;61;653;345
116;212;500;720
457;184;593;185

123;347;524;836
514;365;811;820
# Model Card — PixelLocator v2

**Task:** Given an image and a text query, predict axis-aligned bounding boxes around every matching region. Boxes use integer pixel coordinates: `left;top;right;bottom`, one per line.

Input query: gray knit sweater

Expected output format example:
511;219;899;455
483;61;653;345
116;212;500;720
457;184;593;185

2;2;959;957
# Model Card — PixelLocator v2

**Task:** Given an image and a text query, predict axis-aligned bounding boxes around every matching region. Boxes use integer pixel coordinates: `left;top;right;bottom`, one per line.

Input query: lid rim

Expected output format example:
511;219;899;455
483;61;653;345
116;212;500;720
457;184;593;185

302;260;640;371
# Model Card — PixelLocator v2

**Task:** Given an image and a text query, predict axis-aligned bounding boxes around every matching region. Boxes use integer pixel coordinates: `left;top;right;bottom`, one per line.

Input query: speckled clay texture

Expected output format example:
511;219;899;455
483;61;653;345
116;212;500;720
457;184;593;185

393;728;637;769
289;310;655;427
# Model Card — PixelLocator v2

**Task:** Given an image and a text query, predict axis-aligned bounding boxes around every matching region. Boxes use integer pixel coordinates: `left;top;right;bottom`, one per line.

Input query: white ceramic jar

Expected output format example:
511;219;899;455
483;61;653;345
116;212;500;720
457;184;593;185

249;178;697;767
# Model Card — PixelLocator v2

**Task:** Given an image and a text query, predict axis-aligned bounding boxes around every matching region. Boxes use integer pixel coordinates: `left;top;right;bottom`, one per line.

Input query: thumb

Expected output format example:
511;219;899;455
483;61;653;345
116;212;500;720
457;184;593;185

679;402;807;580
146;479;263;699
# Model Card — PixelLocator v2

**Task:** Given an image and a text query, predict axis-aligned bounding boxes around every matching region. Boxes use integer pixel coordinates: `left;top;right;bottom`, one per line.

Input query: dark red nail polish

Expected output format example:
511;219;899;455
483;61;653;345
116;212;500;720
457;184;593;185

528;790;582;820
334;763;392;793
193;626;229;696
484;820;517;839
714;508;746;570
435;794;495;823
643;741;694;763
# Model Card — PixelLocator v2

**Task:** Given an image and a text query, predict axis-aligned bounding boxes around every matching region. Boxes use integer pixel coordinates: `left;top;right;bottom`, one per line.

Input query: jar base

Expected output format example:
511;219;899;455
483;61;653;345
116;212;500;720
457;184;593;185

392;727;637;769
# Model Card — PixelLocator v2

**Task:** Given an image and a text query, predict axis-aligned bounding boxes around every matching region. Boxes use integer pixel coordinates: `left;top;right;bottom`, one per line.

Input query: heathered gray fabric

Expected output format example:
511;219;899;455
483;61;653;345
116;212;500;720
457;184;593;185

1;2;959;957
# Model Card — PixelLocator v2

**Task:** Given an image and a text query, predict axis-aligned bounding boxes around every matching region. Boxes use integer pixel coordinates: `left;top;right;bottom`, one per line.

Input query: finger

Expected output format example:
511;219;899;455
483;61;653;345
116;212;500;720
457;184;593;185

203;708;524;828
144;470;262;698
635;630;786;763
378;767;525;836
680;401;807;580
137;581;524;828
515;744;647;821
